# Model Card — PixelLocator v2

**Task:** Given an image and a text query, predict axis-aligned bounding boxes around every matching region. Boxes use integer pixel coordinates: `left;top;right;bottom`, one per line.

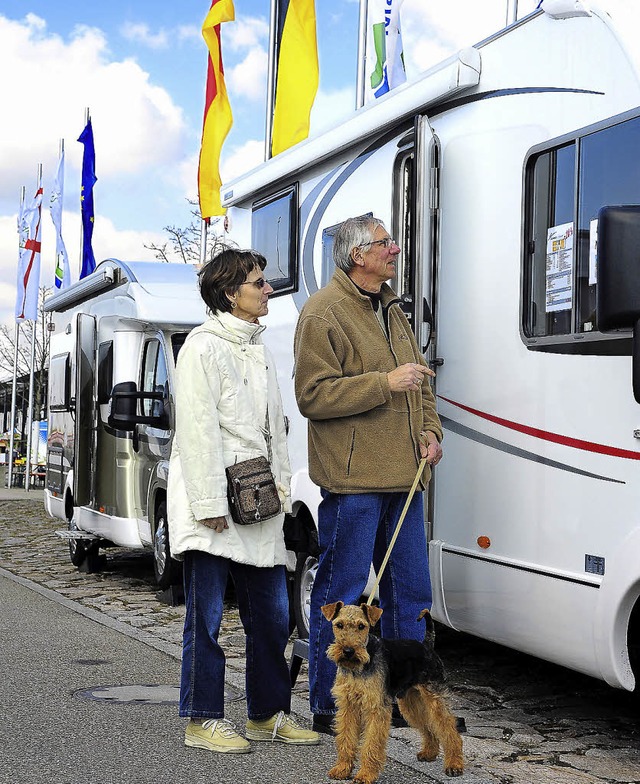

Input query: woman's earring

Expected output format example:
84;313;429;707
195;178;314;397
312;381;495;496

230;300;237;309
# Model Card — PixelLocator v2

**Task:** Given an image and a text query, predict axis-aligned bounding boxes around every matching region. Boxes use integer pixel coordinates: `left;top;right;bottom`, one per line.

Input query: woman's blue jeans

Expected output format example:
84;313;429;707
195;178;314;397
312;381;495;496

308;490;432;716
179;550;291;721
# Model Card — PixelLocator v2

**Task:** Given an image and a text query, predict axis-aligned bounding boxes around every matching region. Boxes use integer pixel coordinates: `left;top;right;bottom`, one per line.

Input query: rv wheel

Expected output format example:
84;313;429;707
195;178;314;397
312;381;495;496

293;553;317;640
153;501;179;590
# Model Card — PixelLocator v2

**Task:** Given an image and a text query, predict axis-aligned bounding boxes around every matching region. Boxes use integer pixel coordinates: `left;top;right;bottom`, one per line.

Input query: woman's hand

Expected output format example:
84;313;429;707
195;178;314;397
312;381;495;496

200;516;228;533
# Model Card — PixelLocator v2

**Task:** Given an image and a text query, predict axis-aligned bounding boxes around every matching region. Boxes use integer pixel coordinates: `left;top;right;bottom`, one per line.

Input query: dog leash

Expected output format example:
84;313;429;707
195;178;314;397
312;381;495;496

366;457;428;606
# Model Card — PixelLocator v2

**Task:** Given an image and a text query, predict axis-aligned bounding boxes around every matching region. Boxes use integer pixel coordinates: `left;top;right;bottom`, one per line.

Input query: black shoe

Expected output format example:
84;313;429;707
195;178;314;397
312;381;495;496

312;713;335;736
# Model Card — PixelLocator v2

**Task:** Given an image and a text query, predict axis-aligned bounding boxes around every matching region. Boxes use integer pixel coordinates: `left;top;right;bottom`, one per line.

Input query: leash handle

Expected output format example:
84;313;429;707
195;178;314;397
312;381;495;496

366;457;428;606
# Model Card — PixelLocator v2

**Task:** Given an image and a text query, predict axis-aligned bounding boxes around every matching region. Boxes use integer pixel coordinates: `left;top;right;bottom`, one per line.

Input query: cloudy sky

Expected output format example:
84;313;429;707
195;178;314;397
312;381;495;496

1;0;551;325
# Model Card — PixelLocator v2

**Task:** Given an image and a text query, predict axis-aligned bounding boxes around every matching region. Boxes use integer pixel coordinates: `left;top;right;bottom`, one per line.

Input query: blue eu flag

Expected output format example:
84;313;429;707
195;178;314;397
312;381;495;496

78;118;97;279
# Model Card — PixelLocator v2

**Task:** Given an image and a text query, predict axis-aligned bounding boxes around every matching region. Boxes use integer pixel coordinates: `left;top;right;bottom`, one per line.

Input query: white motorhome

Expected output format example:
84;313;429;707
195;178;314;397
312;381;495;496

44;261;206;590
220;3;640;691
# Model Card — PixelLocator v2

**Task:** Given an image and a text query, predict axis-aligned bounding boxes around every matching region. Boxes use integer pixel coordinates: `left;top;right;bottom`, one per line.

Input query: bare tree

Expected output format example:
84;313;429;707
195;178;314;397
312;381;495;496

144;199;228;264
0;286;52;426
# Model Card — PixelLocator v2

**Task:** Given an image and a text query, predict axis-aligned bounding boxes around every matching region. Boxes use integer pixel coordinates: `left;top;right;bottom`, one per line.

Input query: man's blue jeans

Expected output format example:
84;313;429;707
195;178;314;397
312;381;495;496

308;490;432;716
179;550;291;721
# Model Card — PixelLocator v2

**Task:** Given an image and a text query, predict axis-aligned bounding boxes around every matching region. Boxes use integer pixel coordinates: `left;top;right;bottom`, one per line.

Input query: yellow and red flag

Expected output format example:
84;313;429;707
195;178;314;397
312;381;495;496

271;0;319;157
198;0;234;219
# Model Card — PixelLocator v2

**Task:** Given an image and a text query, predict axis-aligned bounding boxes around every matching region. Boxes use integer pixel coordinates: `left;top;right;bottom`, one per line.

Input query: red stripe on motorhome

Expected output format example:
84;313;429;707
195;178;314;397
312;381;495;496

438;396;640;461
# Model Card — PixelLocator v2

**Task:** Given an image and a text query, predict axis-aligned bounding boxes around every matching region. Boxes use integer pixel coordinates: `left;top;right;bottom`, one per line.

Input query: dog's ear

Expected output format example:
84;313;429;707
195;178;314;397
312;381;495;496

361;603;383;627
321;601;344;621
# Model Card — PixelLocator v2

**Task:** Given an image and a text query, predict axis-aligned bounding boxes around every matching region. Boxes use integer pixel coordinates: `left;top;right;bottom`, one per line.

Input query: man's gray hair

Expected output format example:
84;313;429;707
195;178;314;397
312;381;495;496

333;215;386;272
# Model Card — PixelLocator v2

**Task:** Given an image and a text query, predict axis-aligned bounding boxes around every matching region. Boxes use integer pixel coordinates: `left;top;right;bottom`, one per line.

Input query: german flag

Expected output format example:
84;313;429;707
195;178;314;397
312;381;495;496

271;0;319;157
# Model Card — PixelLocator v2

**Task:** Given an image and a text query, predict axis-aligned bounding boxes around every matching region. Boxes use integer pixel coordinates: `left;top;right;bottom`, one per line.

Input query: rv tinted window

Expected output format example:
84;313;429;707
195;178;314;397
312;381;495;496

578;116;640;333
49;353;71;411
251;186;298;293
97;342;113;404
141;339;168;419
525;143;576;338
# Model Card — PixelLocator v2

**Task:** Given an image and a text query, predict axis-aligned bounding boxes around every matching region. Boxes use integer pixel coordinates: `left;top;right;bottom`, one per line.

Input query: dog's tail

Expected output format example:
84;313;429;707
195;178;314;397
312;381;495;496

417;608;436;648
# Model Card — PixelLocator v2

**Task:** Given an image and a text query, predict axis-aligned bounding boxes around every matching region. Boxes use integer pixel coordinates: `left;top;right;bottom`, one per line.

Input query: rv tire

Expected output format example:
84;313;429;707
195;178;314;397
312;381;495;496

153;500;180;590
293;553;317;640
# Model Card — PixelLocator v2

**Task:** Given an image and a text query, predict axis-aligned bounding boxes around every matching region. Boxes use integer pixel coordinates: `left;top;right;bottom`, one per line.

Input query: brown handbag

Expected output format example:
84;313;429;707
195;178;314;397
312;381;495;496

225;456;282;525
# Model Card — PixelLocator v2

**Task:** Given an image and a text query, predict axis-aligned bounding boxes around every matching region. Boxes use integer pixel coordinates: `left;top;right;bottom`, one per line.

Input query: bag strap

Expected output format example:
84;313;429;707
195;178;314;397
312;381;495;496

262;406;273;463
366;457;427;606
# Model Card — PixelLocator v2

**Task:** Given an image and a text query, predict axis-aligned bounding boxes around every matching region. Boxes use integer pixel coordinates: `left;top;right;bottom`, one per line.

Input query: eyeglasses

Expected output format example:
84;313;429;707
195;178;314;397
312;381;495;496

240;277;267;289
360;237;397;250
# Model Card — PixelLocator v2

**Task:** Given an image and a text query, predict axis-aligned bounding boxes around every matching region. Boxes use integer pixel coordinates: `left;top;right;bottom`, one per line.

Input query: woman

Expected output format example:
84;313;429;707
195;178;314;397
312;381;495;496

168;248;319;753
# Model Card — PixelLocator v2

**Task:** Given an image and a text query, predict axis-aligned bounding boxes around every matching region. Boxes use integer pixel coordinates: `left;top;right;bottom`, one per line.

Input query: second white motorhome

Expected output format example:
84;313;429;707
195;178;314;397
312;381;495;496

218;3;640;691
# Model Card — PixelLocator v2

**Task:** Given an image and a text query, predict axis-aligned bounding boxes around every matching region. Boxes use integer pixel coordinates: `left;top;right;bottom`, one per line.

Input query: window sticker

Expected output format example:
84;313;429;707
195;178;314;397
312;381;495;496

545;222;574;312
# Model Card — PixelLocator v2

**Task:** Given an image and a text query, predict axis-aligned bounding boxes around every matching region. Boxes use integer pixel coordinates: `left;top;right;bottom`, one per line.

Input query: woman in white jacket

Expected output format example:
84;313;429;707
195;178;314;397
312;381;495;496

168;249;318;753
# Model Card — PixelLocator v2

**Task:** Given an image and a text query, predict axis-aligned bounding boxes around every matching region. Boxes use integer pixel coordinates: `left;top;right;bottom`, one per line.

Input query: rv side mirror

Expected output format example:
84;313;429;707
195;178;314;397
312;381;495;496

108;381;171;430
596;205;640;403
108;381;139;431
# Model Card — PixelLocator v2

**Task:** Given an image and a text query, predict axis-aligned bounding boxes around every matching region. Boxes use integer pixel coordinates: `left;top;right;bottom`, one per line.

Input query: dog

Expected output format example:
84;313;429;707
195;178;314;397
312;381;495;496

321;601;464;784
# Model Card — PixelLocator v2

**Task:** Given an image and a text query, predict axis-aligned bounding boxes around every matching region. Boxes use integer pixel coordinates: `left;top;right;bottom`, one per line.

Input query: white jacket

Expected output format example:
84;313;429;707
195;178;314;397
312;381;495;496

168;311;292;567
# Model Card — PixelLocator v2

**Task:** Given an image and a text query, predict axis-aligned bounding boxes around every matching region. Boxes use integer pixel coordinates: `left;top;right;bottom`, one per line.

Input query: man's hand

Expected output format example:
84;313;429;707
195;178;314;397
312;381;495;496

419;431;443;466
387;363;435;392
200;516;228;533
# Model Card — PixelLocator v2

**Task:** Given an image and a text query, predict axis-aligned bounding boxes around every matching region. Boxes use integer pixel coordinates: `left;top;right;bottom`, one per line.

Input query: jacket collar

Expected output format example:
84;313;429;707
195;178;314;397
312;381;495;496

201;310;266;344
332;268;399;309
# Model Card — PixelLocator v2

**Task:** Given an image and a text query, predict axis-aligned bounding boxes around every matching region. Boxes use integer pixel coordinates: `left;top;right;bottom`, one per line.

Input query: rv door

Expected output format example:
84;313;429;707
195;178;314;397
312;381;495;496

74;313;97;507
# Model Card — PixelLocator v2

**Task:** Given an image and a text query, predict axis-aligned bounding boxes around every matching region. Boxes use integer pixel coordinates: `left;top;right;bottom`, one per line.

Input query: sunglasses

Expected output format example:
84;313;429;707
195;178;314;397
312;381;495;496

239;277;267;289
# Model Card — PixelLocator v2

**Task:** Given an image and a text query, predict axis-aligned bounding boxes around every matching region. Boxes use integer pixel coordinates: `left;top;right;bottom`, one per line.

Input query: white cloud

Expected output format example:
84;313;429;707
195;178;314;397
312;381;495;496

225;17;269;51
120;22;169;49
227;45;268;102
310;86;354;136
221;139;265;183
0;14;187;210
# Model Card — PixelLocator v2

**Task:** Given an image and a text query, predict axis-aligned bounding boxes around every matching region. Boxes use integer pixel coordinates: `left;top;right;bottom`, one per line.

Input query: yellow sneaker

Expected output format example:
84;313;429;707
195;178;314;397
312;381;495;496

185;719;251;753
245;711;320;745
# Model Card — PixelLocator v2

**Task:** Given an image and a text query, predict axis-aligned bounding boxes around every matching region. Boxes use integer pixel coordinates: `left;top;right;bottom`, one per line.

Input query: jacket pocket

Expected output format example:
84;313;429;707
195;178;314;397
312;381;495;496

345;428;356;477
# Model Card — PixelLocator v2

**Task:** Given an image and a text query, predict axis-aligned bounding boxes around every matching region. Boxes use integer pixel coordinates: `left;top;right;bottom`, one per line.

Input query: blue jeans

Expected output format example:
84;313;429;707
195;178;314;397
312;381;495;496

308;490;432;715
179;550;291;721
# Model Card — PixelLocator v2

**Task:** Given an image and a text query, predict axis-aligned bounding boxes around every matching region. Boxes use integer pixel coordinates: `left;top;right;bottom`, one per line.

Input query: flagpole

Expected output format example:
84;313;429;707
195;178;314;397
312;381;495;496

8;184;26;489
356;0;369;109
24;163;42;493
506;0;519;25
265;0;278;160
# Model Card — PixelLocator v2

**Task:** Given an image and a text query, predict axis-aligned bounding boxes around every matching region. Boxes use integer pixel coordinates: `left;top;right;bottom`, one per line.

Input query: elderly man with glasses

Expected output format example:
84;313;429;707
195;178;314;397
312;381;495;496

294;215;444;734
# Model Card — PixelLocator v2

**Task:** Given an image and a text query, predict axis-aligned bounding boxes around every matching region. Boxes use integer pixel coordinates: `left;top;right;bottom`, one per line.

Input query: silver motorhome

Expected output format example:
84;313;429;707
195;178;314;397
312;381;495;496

44;261;206;589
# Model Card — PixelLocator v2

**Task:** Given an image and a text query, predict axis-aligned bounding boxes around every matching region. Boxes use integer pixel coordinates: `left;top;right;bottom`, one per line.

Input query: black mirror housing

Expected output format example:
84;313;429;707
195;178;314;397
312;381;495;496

108;381;170;430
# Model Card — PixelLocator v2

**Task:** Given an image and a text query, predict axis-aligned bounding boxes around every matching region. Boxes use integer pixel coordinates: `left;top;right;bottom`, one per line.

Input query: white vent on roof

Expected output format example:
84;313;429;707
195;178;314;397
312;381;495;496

540;0;592;19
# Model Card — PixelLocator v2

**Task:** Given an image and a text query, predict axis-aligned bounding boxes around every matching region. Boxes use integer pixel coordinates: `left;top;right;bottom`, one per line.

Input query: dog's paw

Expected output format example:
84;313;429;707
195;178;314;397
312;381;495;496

417;750;439;762
328;763;353;780
352;772;378;784
444;765;464;777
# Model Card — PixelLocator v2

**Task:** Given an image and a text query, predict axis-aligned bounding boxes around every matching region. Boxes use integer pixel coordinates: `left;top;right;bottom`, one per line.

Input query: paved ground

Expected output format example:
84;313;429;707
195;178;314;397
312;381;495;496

1;491;640;783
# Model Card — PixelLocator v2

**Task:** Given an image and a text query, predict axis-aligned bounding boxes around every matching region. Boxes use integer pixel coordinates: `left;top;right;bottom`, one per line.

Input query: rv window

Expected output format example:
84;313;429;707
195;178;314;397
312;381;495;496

49;353;71;411
523;111;640;352
251;186;298;294
141;339;169;419
97;341;113;404
525;143;575;338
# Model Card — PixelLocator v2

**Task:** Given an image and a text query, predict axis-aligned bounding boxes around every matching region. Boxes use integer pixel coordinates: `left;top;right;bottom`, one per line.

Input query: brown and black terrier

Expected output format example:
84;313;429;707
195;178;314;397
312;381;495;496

321;601;464;784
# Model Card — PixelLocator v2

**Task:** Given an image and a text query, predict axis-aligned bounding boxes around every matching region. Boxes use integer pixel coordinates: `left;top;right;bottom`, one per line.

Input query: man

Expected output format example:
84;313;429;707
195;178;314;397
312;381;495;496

294;215;443;733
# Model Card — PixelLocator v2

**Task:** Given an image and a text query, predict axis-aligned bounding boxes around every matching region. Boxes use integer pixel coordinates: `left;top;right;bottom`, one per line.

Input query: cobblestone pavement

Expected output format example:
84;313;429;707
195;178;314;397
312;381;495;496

1;496;640;784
